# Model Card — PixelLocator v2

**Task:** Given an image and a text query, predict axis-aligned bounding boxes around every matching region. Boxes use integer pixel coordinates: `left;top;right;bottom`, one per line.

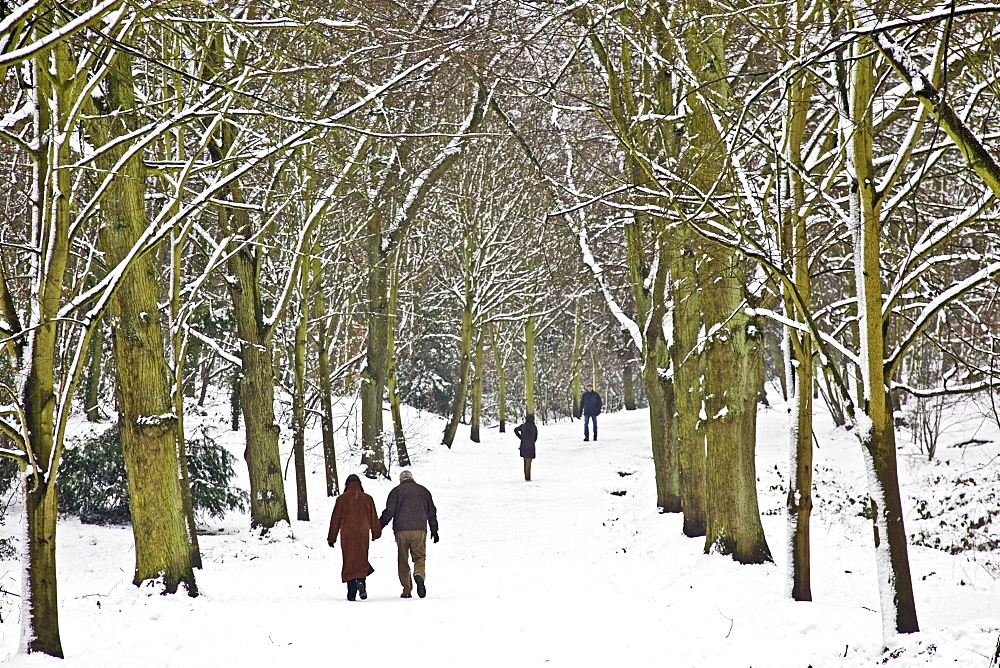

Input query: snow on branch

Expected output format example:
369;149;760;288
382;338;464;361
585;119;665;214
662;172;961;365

573;216;643;352
0;0;121;68
885;261;1000;377
894;378;1000;398
382;79;493;255
856;0;1000;197
187;327;242;368
262;134;370;335
749;307;861;369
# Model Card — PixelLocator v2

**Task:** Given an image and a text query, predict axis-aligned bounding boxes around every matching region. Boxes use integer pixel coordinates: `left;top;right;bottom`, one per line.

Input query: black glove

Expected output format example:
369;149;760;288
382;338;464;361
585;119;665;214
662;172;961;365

328;540;336;548
431;532;439;544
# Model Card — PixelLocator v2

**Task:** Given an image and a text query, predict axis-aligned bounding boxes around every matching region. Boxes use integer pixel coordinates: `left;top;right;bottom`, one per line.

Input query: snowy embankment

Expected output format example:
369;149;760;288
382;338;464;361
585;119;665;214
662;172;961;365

0;396;998;667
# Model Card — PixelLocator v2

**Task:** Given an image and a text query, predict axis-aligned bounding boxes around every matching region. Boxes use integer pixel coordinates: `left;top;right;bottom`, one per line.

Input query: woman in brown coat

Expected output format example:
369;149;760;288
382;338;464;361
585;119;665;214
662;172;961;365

327;474;382;601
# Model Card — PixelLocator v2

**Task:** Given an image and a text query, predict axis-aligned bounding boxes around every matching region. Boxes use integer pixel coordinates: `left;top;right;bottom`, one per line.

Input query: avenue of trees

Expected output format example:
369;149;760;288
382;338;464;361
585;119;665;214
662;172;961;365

0;0;998;658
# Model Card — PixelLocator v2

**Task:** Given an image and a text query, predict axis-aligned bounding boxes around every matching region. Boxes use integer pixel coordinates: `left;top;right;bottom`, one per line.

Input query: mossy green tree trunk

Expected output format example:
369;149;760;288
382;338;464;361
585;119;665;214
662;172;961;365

361;209;391;477
682;0;771;563
524;315;536;416
84;315;105;422
314;280;340;496
291;252;310;521
205;35;290;529
470;328;485;443
669;224;706;536
20;41;69;654
93;51;198;595
443;252;475;448
844;39;918;635
570;302;584;418
782;61;814;601
387;253;409;466
490;325;508;432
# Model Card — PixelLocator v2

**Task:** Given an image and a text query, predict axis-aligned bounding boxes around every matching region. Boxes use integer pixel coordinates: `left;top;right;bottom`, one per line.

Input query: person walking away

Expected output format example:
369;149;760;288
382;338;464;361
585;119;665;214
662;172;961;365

513;414;537;481
328;474;382;601
580;384;603;441
380;470;438;599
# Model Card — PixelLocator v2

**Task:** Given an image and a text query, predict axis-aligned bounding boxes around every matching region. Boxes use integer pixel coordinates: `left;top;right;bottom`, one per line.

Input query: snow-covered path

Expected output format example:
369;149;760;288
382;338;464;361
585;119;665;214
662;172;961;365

2;404;999;666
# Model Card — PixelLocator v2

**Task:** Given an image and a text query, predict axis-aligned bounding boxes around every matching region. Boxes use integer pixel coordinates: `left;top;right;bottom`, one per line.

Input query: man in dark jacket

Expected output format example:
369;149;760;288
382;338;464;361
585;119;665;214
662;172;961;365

580;384;603;441
379;470;438;598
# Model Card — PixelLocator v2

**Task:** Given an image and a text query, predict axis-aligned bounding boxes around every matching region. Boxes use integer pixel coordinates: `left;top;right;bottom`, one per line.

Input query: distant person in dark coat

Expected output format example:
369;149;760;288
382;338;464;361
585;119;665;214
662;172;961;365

327;474;382;601
513;414;537;481
580;384;603;441
380;470;438;599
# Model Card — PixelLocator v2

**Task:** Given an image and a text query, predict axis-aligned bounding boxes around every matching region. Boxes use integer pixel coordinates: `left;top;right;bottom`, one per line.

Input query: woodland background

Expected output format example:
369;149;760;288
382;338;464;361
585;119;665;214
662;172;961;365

1;0;999;659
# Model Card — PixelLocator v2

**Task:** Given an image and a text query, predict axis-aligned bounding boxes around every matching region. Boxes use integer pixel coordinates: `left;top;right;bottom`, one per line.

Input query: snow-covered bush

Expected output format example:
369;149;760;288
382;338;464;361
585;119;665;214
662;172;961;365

909;458;1000;569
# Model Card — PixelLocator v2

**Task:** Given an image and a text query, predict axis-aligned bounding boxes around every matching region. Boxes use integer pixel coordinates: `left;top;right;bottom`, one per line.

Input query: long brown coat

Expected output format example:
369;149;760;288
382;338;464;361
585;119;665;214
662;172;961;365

328;479;382;582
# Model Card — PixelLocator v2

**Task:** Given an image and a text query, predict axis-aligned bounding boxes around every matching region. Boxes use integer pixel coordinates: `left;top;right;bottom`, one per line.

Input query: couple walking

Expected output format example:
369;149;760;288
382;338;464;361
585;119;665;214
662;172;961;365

327;470;439;601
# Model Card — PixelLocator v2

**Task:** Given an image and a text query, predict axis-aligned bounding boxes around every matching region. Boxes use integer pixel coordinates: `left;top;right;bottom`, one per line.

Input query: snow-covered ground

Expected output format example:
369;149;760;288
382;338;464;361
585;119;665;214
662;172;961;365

0;394;998;667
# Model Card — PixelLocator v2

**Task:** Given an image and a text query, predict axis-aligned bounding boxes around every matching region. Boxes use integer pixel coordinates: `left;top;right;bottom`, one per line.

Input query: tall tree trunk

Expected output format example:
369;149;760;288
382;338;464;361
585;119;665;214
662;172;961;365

570;302;584;419
84;316;105;422
20;37;73;656
443;296;474;447
205;32;289;528
525;315;536;416
314;282;340;496
224;219;290;527
647;234;681;512
490;325;507;432
622;355;637;410
624;210;681;512
669;225;706;537
291;256;310;522
164;40;202;566
678;0;769;560
846;41;918;636
701;275;772;563
783;59;814;601
387;252;409;466
470;327;485;443
93;51;197;594
360;211;390;478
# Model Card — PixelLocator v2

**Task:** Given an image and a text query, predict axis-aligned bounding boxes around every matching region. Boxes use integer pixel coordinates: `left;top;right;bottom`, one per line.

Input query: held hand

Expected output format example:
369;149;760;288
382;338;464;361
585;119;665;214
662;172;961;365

431;531;439;544
328;540;336;548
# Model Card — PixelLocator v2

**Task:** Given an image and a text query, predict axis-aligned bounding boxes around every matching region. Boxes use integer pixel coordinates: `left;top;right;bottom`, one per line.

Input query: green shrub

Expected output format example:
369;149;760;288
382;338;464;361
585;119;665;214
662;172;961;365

59;426;130;524
60;423;246;524
186;425;247;519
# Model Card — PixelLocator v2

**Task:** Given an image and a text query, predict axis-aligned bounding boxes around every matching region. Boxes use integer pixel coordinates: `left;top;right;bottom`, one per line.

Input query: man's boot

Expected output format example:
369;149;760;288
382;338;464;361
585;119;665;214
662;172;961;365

347;579;358;601
358;578;368;600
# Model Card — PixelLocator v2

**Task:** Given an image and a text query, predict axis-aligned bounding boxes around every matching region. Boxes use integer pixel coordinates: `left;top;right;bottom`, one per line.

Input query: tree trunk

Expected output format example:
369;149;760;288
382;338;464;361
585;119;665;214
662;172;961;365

647;235;681;512
783;63;814;602
226;231;290;527
94;51;197;594
470;327;485;443
571;302;584;418
314;284;340;496
846;41;918;636
669;224;706;537
490;325;507;432
206;32;289;527
20;38;72;656
84;317;105;422
443;279;474;448
525;315;536;416
701;262;772;564
291;257;309;522
360;211;389;478
387;253;409;466
622;357;637;410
